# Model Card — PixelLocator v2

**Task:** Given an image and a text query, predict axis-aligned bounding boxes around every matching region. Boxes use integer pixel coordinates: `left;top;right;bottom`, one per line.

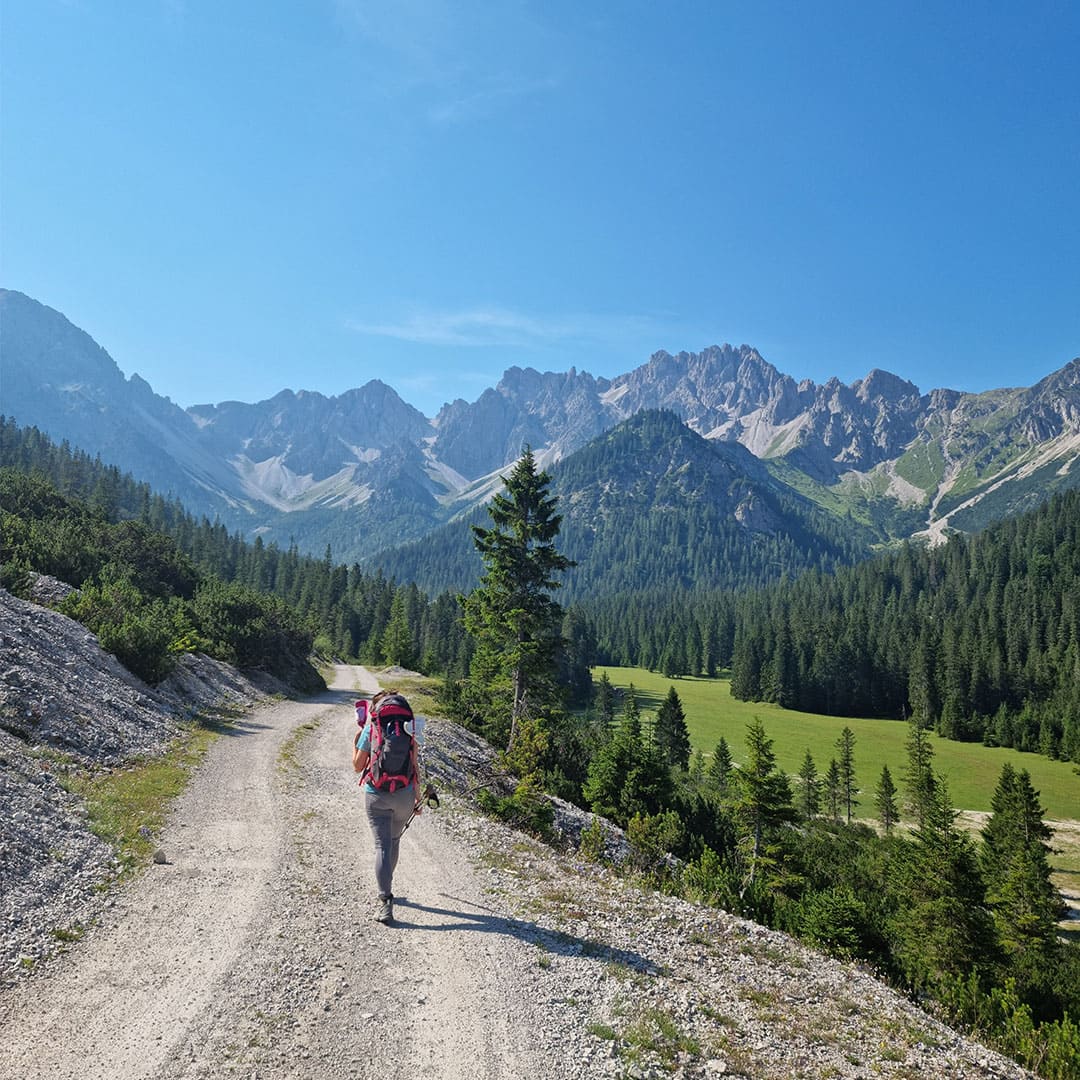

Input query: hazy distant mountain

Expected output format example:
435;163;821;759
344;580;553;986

0;290;448;551
3;287;1079;567
0;290;237;514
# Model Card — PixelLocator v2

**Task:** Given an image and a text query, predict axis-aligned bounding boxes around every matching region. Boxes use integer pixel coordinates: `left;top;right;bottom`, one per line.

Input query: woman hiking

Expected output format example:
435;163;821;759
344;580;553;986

351;688;423;923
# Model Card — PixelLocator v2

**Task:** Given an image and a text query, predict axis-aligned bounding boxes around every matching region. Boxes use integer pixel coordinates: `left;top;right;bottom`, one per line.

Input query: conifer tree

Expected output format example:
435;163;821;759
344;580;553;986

708;736;733;794
463;448;572;752
619;683;642;740
381;589;415;669
980;764;1065;963
875;764;899;834
836;726;858;824
731;718;796;893
654;686;692;770
824;758;842;820
595;671;616;732
888;775;997;990
797;749;821;819
689;748;705;783
582;685;671;826
903;719;937;830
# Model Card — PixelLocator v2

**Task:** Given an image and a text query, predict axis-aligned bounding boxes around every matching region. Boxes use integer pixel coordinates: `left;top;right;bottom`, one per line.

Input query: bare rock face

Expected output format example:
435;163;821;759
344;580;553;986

432;366;612;478
188;382;434;481
0;589;178;765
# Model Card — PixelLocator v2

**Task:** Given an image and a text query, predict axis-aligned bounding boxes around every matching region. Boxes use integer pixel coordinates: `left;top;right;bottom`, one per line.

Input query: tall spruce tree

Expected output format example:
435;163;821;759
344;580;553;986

797;749;821;820
463;448;572;752
875;764;900;834
654;686;692;770
731;718;795;894
980;764;1065;964
888;774;997;991
594;671;616;733
903;718;937;830
381;589;415;669
824;758;842;820
836;726;858;824
709;736;733;794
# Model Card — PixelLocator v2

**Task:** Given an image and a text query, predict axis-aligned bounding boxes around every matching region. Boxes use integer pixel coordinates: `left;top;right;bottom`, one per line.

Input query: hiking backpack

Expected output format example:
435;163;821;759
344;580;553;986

364;694;416;793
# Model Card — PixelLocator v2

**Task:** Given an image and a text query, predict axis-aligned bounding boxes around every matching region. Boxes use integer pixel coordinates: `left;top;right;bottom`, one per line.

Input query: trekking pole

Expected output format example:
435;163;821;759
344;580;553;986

400;782;439;835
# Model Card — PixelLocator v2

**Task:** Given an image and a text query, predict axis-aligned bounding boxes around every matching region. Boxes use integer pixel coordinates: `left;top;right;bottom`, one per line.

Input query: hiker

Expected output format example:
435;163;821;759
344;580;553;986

352;689;423;923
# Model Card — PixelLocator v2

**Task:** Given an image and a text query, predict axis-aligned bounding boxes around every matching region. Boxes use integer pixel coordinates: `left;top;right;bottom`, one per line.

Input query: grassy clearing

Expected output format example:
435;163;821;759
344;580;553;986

374;671;442;716
62;721;219;875
594;666;1080;822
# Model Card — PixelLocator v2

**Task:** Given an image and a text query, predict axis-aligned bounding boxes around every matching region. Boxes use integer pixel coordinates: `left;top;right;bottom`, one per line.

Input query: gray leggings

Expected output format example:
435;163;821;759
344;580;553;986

363;785;416;898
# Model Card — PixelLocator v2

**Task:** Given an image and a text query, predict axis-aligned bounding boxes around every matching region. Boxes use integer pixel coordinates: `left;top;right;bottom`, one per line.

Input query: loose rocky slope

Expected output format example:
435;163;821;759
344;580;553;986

0;584;272;977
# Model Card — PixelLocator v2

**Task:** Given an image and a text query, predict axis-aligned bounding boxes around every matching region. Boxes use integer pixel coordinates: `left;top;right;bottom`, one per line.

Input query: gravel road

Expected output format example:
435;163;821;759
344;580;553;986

0;663;1041;1080
0;665;556;1080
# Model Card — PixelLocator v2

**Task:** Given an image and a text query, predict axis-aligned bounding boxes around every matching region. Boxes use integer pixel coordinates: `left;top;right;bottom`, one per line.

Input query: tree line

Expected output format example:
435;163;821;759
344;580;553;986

577;490;1080;768
725;491;1080;765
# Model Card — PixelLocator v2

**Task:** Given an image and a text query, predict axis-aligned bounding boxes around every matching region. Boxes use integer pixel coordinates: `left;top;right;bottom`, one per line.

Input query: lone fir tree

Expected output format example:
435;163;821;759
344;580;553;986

654;686;692;770
836;726;858;824
709;736;733;794
731;718;795;894
875;764;900;834
463;448;572;752
798;749;821;819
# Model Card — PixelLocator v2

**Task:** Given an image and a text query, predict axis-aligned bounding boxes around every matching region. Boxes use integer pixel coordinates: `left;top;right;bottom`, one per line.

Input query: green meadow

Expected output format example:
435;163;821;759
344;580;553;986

594;666;1080;823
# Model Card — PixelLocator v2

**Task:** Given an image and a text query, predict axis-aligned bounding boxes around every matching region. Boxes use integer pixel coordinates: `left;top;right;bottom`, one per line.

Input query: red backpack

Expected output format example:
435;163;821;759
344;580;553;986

364;694;416;793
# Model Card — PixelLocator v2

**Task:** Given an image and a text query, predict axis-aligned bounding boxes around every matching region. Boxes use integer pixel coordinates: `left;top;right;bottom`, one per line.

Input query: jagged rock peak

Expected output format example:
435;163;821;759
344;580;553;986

854;368;922;403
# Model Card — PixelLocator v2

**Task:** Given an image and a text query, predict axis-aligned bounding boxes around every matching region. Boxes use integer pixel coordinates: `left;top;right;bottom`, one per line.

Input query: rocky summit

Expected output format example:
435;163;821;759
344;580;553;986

3;288;1079;564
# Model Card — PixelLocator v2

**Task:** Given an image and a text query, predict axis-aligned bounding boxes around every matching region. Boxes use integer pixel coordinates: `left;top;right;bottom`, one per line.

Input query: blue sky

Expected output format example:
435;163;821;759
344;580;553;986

3;1;1078;418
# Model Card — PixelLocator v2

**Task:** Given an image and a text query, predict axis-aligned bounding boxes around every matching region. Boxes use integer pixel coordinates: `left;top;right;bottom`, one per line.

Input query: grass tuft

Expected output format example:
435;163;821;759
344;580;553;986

62;721;218;874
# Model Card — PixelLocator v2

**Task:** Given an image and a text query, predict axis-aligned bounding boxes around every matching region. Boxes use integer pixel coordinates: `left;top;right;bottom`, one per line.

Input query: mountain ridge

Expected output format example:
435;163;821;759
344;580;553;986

3;287;1078;566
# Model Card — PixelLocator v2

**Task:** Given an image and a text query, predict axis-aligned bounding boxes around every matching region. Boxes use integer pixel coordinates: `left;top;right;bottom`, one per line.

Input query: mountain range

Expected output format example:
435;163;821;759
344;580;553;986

3;287;1079;580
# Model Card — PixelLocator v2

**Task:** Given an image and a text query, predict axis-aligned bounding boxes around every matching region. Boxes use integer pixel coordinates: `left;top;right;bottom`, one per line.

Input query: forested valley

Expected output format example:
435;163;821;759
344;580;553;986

2;416;1079;1077
373;409;878;600
584;488;1080;768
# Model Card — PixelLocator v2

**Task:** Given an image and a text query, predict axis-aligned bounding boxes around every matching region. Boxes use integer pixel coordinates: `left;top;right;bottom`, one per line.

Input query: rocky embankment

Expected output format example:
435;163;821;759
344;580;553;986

0;582;272;977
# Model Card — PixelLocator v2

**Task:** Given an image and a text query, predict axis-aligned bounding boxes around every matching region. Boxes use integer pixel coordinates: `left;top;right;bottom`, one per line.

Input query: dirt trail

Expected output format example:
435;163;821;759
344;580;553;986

0;666;552;1080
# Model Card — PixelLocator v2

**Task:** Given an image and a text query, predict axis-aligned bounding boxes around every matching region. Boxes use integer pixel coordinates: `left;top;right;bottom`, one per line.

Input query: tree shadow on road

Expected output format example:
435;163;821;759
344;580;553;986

391;895;660;975
196;713;272;737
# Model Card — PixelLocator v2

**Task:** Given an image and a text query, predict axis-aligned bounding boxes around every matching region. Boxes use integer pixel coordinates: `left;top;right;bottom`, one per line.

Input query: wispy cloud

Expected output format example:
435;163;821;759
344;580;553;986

348;306;666;349
427;73;561;126
331;0;561;125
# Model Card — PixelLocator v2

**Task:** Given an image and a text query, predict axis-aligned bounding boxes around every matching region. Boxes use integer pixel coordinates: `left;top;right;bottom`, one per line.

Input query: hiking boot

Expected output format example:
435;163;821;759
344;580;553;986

375;895;393;923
